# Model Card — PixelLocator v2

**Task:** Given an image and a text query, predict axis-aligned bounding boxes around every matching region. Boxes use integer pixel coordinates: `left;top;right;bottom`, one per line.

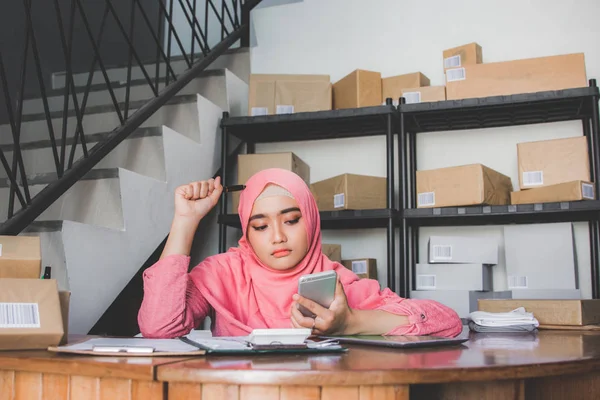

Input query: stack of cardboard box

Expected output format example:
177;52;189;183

0;236;69;350
322;244;377;280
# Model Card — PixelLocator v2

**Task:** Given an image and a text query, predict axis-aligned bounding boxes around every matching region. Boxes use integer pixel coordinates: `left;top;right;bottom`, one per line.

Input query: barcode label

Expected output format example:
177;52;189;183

508;275;528;289
444;55;461;69
417;275;436;289
446;67;466;82
432;245;452;261
351;260;368;274
403;91;422;104
582;183;595;199
418;192;435;206
523;171;543;186
276;105;294;114
251;107;268;116
0;303;41;328
334;193;345;209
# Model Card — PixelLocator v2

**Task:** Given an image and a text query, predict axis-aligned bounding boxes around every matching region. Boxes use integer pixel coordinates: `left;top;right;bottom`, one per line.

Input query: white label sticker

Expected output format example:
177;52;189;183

403;91;422;104
446;67;466;82
351;260;368;274
276;105;294;114
418;192;435;207
0;244;2;257
523;171;544;186
582;183;595;199
417;275;436;290
0;303;41;328
444;55;461;69
334;193;345;209
251;107;268;116
508;275;528;289
432;245;452;261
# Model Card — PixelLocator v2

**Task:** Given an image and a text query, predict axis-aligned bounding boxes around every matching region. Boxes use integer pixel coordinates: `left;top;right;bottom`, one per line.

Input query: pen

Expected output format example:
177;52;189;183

224;184;246;193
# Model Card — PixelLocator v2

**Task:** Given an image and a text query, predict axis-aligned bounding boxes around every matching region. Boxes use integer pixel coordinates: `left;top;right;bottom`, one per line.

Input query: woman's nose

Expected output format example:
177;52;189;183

271;222;287;244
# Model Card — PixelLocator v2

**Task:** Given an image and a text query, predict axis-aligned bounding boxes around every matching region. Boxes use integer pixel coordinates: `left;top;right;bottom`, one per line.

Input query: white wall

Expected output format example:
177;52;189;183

249;0;600;298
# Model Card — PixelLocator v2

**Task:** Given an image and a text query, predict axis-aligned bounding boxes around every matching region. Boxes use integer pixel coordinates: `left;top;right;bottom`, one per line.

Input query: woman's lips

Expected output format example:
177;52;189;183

272;249;291;258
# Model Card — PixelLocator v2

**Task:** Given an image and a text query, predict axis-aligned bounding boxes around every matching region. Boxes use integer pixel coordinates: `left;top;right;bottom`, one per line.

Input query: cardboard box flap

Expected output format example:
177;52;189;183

0;236;41;260
511;181;595;205
275;80;332;113
481;165;513;205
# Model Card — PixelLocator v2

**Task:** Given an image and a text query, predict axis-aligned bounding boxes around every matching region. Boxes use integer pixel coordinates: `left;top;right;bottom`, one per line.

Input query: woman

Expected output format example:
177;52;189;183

138;168;462;338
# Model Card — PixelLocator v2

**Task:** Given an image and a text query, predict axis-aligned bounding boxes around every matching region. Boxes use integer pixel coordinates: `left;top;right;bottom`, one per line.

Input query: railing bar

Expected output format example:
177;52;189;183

190;0;196;64
221;0;225;40
176;0;206;58
103;0;158;97
221;1;237;30
154;0;163;89
124;0;137;119
157;0;192;69
207;0;230;38
166;0;174;85
0;150;26;219
75;0;124;124
184;0;209;55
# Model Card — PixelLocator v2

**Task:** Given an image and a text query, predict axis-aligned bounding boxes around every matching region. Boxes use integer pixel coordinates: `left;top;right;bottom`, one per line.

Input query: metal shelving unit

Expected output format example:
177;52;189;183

218;102;399;292
397;81;600;300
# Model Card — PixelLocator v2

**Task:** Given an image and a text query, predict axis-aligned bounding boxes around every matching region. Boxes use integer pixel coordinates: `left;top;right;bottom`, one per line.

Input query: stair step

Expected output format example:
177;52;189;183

0;168;119;189
23;220;64;233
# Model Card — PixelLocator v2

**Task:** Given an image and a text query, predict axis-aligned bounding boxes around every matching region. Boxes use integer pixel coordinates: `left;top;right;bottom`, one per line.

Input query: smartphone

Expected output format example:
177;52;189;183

297;270;337;318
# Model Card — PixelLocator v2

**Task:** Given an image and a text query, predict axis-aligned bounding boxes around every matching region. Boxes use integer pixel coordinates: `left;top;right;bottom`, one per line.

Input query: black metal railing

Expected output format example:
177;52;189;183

0;0;260;235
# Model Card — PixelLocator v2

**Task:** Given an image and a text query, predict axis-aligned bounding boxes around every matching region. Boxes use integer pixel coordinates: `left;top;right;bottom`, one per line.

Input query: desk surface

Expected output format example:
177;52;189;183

157;330;600;386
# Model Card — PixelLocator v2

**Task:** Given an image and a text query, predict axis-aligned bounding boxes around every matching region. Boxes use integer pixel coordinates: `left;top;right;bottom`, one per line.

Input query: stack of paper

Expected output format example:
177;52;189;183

468;307;539;333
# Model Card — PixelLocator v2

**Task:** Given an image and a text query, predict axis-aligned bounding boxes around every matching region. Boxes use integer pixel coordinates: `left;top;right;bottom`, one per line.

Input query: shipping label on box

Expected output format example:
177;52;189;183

443;42;483;71
400;86;446;104
311;174;386;211
0;236;42;279
322;244;342;262
428;236;498;265
511;181;594;205
517;136;590;189
504;223;577;290
381;72;430;103
0;279;64;350
233;152;310;212
333;70;382;109
342;258;377;280
416;164;512;208
446;53;587;100
416;263;492;291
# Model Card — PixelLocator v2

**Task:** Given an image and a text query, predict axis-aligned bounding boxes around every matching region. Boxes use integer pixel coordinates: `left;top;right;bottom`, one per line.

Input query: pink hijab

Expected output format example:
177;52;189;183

189;168;376;336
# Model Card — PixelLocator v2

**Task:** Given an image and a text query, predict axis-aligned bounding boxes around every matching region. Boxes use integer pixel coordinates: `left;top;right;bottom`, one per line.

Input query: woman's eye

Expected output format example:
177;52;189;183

252;225;267;231
285;217;300;225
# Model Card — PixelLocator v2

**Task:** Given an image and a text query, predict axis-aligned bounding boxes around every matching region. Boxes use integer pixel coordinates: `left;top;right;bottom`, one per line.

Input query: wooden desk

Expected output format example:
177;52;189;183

1;330;600;399
159;330;600;400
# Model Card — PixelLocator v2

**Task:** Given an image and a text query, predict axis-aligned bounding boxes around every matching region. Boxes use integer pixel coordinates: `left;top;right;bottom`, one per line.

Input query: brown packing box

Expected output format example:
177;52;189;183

59;291;70;345
342;259;377;280
322;244;342;262
511;181;595;205
310;174;386;211
416;164;513;208
478;299;600;326
446;53;587;100
517;136;590;189
400;86;446;104
333;70;382;109
232;152;310;212
0;279;64;350
443;42;483;70
381;72;430;103
248;74;331;115
0;236;41;279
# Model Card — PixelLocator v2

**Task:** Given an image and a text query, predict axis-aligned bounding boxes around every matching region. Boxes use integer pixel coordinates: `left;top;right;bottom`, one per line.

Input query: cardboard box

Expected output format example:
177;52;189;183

342;258;377;280
322;244;342;262
0;236;42;279
511;181;595;205
0;279;64;350
411;290;511;319
446;53;587;100
509;289;581;300
504;223;577;290
428;236;499;265
310;174;387;211
400;86;446;104
381;72;430;103
443;42;483;71
233;152;310;212
59;291;70;345
517;136;590;190
333;70;382;109
248;74;331;115
416;164;513;208
478;299;600;326
416;263;492;291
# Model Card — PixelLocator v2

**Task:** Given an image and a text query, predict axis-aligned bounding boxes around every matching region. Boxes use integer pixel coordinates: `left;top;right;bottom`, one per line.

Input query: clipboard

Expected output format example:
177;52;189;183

48;337;207;357
179;336;346;355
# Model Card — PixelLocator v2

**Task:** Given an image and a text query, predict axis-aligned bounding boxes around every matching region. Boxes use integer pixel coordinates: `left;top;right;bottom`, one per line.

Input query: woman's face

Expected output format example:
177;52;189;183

246;194;309;271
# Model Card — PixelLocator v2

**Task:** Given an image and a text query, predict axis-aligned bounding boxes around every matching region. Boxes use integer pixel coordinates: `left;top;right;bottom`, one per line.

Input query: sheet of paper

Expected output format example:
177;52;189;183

61;337;200;353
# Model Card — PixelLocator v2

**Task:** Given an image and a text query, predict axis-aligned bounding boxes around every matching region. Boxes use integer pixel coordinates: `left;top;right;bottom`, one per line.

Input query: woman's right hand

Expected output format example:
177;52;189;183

173;177;223;223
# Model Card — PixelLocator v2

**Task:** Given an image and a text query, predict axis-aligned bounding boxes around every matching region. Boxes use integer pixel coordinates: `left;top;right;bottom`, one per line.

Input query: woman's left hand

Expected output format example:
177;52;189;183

290;278;354;335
